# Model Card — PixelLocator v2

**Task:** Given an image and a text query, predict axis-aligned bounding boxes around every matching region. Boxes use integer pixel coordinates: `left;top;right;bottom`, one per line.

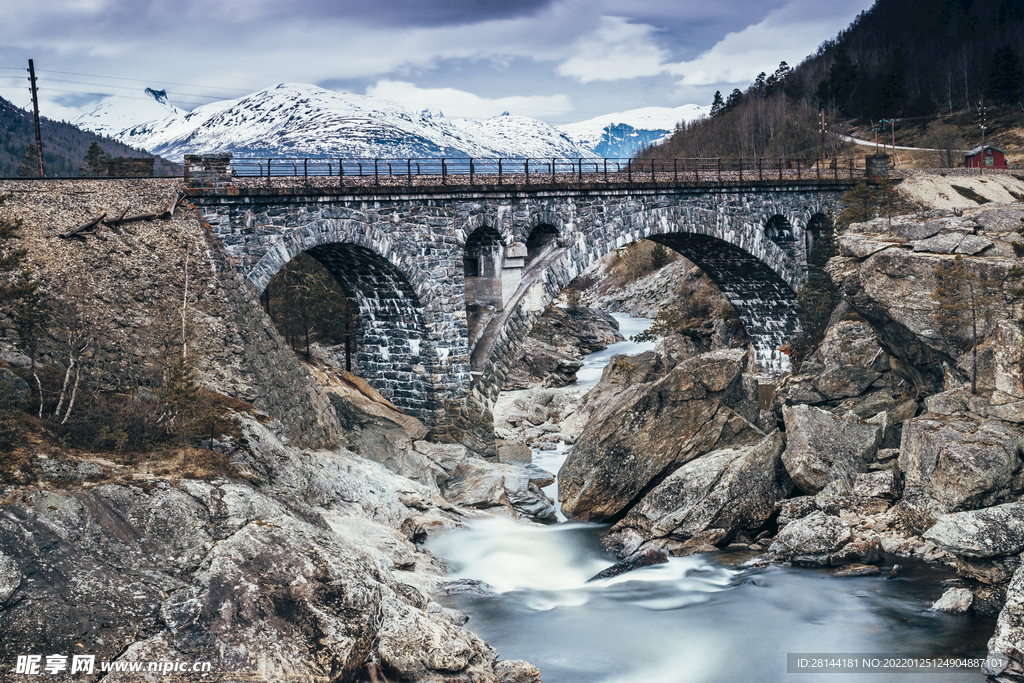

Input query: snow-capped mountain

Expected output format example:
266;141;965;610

558;105;710;157
74;83;593;162
71;88;182;138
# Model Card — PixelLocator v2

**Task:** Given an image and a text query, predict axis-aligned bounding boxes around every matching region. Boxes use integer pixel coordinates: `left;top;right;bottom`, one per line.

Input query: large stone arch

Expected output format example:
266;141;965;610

246;218;470;426
471;203;805;409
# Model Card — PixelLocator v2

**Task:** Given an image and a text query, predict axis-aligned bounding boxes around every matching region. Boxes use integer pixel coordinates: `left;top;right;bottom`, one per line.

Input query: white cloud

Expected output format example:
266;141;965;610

556;16;669;83
365;80;574;119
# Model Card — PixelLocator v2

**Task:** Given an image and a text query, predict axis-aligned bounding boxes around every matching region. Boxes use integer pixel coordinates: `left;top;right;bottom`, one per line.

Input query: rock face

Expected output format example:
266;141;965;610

924;503;1024;558
898;417;1022;527
985;556;1024;681
781;404;882;494
0;417;536;682
606;431;791;556
559;349;763;522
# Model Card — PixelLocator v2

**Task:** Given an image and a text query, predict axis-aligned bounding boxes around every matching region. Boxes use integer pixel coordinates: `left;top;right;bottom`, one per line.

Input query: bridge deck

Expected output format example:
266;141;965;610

187;173;862;198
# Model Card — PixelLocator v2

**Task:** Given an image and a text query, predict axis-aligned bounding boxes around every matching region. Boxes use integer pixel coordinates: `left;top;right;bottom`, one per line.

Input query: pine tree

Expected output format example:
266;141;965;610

650;243;672;270
18;145;37;178
725;89;744;112
931;255;1000;394
710;91;725;118
81;141;107;177
986;46;1024;105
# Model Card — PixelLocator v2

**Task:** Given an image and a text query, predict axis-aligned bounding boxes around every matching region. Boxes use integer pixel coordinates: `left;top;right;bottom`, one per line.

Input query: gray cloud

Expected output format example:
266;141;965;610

0;0;874;124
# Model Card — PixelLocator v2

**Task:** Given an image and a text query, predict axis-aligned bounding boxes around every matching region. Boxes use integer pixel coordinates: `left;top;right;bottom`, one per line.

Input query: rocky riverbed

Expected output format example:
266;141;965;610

551;202;1024;682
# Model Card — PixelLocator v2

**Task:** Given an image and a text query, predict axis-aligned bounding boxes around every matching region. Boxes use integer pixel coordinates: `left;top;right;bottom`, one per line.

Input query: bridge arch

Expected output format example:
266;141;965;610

246;218;469;425
471;204;807;409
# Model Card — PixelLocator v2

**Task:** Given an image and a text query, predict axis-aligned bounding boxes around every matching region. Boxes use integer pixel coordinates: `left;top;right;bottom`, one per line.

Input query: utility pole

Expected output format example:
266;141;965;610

820;109;825;163
978;97;987;175
27;59;44;177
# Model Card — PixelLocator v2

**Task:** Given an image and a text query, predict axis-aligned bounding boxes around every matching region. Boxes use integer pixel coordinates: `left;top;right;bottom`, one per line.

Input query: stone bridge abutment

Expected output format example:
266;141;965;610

190;181;848;455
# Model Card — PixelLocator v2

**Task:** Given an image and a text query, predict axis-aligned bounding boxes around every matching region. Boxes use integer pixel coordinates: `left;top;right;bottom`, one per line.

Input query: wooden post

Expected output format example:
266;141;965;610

758;157;762;181
604;158;608;183
778;158;782;181
498;158;503;185
674;158;678;183
27;60;44;177
442;158;447;185
470;158;474;186
551;157;555;183
650;158;655;183
627;159;632;182
374;159;379;187
525;158;529;185
739;157;743;182
304;158;308;178
797;159;801;179
407;158;412;186
578;158;582;185
267;159;272;187
717;158;721;183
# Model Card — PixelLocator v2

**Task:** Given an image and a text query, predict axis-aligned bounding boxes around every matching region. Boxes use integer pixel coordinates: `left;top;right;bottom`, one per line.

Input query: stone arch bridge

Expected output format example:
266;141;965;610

188;168;853;453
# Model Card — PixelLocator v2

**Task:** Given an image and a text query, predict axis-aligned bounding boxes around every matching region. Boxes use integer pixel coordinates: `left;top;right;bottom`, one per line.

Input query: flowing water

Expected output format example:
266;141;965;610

429;314;994;682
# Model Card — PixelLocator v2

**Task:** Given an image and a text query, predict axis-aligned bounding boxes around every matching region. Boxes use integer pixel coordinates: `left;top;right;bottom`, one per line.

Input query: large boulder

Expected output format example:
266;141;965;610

781;404;882;494
607;431;791;556
559;349;763;522
441;458;557;523
898;417;1022;526
802;319;891;400
984;558;1024;681
768;511;852;565
924;502;1024;558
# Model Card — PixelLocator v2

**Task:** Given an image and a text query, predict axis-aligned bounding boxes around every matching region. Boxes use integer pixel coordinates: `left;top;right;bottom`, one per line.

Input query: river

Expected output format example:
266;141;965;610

428;314;994;683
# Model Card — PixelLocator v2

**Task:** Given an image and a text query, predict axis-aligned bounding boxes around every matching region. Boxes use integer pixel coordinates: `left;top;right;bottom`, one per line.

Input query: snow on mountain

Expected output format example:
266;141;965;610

74;83;595;162
559;105;710;157
71;88;182;138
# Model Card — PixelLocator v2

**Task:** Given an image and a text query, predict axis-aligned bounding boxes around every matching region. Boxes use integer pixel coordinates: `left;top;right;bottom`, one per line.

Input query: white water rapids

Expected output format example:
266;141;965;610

428;314;992;683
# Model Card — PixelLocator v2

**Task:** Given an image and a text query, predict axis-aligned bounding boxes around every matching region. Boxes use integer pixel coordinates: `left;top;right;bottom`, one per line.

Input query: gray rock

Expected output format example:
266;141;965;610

0;367;29;405
994;322;1024;401
777;496;818;528
956;234;994;255
496;440;532;464
834;563;881;578
985;557;1024;679
781;404;882;494
910;232;968;254
839;235;899;258
495;659;543;683
924;502;1024;558
559;349;763;521
609;431;791;552
899;417;1022;518
0;552;20;603
931;587;974;613
769;511;852;565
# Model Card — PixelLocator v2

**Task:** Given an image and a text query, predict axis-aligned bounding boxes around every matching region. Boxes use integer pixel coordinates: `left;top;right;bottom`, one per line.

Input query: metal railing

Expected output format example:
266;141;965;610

218;156;865;189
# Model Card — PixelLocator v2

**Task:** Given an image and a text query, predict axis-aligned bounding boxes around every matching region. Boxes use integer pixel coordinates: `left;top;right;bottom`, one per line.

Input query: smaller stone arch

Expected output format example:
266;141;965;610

525;223;559;265
464;226;506;348
764;214;798;253
805;212;830;266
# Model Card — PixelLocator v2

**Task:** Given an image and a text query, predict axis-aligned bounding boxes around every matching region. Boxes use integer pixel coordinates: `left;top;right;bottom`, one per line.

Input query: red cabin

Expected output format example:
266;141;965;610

964;145;1007;169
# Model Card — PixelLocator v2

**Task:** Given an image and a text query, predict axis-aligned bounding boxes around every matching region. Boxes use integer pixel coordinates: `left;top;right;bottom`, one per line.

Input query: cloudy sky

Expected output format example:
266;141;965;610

0;0;874;125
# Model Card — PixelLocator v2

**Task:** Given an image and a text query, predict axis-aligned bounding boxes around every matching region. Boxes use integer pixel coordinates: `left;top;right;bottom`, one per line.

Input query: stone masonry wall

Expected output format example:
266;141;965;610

0;179;340;450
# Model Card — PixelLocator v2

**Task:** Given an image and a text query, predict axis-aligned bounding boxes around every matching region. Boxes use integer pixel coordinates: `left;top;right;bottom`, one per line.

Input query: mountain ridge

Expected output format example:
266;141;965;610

72;84;709;161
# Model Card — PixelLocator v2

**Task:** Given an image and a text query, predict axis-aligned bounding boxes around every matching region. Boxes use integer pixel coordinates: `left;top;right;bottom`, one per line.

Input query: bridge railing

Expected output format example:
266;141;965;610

221;156;866;189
